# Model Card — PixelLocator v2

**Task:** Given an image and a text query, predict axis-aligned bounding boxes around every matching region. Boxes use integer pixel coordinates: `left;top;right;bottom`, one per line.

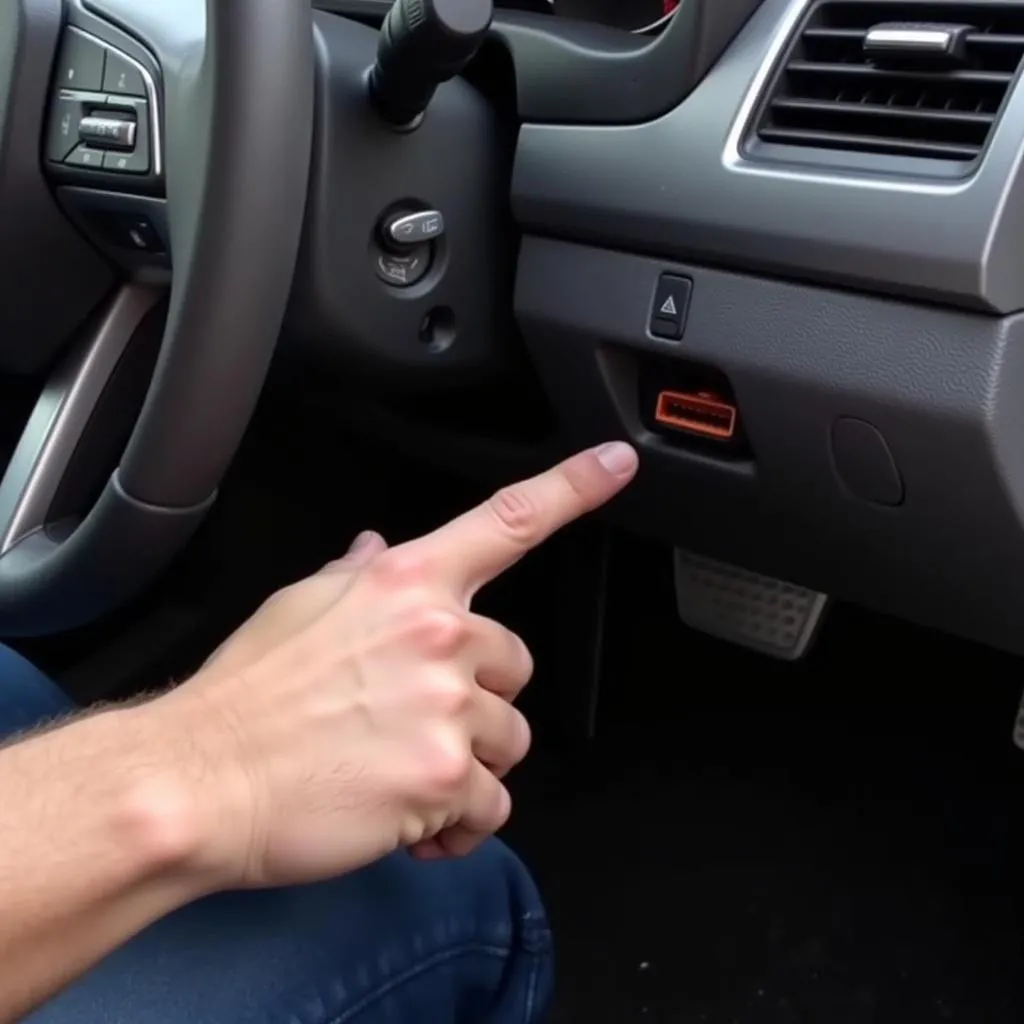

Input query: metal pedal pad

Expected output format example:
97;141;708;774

1012;690;1024;751
673;549;829;660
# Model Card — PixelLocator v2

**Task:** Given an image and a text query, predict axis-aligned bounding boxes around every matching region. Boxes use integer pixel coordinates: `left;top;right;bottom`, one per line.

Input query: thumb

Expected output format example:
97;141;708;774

323;530;388;572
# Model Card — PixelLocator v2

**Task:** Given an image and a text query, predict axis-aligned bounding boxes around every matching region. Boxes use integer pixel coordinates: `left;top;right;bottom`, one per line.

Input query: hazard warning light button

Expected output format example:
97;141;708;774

649;274;692;340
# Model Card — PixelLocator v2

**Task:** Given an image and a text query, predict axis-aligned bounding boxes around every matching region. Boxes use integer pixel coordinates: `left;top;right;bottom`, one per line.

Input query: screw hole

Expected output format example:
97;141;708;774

418;306;456;353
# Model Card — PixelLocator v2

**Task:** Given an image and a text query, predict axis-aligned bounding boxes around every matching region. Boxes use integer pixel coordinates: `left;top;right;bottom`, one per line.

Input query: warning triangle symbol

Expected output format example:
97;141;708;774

659;295;677;316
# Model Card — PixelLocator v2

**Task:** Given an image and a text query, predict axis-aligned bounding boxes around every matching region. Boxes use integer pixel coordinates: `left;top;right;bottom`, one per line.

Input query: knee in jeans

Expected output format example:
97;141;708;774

389;838;551;955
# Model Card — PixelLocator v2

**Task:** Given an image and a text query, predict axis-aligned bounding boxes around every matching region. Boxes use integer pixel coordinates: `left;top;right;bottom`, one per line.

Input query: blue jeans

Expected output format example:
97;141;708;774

0;646;553;1023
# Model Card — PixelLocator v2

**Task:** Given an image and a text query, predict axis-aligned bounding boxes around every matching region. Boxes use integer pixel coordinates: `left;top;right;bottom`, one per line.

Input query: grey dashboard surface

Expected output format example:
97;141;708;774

512;0;1024;313
78;0;1024;312
515;237;1024;654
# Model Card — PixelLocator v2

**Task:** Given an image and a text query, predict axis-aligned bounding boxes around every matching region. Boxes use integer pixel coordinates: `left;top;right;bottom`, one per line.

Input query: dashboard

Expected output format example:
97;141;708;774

14;0;1024;654
319;0;682;34
305;0;1024;658
479;0;678;33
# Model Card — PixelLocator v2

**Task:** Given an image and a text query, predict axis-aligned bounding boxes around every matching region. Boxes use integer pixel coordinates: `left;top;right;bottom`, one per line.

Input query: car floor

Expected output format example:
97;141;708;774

502;539;1024;1023
27;396;1024;1024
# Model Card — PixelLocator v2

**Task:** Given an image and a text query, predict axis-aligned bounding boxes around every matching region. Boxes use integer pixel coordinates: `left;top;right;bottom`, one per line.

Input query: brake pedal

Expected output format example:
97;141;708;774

673;549;829;660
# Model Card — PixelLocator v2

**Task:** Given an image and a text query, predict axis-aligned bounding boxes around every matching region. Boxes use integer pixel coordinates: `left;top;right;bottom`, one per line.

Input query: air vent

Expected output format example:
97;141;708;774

753;1;1024;162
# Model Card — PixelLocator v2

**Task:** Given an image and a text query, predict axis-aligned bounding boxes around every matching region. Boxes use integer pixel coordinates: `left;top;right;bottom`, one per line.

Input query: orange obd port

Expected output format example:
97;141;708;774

654;389;736;441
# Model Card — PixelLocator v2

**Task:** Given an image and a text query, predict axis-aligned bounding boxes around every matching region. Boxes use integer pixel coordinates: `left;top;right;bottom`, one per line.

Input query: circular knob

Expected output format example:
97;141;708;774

368;0;493;127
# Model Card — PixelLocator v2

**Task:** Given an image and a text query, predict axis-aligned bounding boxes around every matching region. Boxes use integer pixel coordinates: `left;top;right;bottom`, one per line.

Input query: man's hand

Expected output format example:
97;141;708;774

0;443;636;1020
159;442;638;890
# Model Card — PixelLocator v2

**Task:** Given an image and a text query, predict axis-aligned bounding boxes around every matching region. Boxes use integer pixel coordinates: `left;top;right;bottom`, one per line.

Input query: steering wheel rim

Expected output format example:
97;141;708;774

0;0;314;634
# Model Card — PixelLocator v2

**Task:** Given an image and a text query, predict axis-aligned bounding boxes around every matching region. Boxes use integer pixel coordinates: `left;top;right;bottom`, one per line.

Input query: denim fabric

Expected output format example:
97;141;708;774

0;645;553;1023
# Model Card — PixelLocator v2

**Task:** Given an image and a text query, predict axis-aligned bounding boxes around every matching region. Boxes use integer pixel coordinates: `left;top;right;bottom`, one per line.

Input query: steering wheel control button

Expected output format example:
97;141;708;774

54;30;106;92
46;95;84;163
102;51;147;98
649;274;692;340
102;148;146;173
65;145;104;169
44;38;156;178
100;98;151;173
375;246;430;287
385;210;445;249
79;115;137;150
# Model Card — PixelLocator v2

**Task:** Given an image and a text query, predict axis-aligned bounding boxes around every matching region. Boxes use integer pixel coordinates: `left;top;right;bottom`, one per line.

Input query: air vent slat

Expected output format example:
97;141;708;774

968;33;1024;49
759;127;982;159
772;97;995;127
801;27;865;40
787;60;1013;85
802;27;1024;47
751;0;1024;165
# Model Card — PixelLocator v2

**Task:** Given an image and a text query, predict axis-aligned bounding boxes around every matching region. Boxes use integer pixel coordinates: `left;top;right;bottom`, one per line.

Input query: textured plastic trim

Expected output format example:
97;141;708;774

515;236;1024;654
513;0;1024;312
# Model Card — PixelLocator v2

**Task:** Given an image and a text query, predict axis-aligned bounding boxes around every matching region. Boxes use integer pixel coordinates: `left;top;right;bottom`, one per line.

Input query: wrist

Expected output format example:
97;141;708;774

94;703;238;898
123;674;264;891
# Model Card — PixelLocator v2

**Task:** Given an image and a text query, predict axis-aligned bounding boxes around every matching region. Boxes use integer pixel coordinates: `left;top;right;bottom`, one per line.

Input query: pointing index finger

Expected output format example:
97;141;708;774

417;442;638;599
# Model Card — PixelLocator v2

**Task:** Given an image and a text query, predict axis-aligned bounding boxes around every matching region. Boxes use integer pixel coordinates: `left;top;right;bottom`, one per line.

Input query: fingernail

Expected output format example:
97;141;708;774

348;530;376;553
594;441;638;476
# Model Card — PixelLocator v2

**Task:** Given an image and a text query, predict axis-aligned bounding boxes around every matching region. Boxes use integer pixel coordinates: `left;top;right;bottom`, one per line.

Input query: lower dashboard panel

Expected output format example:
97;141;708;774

515;236;1024;655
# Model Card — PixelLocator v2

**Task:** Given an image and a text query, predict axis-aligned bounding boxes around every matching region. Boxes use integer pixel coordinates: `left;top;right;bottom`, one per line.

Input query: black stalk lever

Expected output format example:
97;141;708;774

368;0;493;127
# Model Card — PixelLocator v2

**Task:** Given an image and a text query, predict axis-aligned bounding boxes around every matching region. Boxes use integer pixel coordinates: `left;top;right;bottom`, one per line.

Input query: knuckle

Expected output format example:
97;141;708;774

422;731;473;792
404;607;470;658
510;708;532;764
486;486;542;545
419;669;474;717
370;547;431;589
515;634;535;686
492;784;513;829
481;626;534;696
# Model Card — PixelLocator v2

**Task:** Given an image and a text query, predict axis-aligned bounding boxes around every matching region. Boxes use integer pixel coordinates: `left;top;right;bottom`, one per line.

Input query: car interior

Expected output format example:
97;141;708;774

3;0;1024;1018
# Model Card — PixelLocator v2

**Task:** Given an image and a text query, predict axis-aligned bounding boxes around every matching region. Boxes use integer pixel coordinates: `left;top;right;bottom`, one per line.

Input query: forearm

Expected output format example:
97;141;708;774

0;705;212;1022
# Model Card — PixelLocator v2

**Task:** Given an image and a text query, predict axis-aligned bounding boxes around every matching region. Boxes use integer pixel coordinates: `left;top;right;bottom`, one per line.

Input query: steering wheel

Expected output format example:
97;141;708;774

0;0;313;634
0;0;740;636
